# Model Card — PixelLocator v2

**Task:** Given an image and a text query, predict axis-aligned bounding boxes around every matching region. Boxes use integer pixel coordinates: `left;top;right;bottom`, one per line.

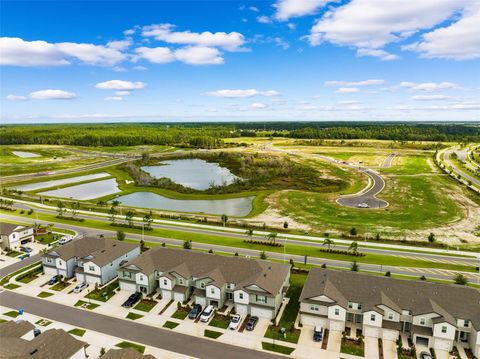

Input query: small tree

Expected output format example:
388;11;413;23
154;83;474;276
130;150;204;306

350;227;357;236
208;249;214;254
116;230;125;241
428;233;436;243
289;258;294;267
245;228;254;239
100;347;106;357
385;271;391;277
70;201;80;219
420;275;427;281
221;214;228;227
454;274;468;285
143;211;153;229
260;251;267;260
140;239;146;251
350;261;359;272
266;232;277;245
375;233;381;241
234;252;239;256
321;263;327;269
125;210;136;227
323;238;334;250
108;205;117;224
283;221;289;229
183;240;192;250
349;241;359;253
56;201;65;217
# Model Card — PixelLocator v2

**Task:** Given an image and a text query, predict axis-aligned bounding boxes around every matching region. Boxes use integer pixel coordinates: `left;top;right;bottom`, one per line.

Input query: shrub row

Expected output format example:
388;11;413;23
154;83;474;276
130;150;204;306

243;240;283;247
319;248;365;257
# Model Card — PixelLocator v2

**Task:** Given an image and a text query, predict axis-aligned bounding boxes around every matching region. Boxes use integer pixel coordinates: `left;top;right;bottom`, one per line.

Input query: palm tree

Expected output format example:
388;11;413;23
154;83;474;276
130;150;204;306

349;241;358;253
245;228;254;239
322;238;334;250
266;232;277;245
351;261;359;272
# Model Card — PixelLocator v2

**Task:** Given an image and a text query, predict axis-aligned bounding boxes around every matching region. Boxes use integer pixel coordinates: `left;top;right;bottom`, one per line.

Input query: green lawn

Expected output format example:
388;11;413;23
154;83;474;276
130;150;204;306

3;311;19;318
16;265;43;284
261;342;295;355
163;321;179;329
171;308;189;320
5;250;22;257
35;233;60;244
35;319;53;326
208;314;231;329
73;300;99;310
115;341;145;353
133;299;157;312
204;329;223;339
85;280;118;302
68;328;86;337
51;281;71;291
4;283;20;290
340;338;365;356
37;291;54;298
126;312;143;320
0;261;41;286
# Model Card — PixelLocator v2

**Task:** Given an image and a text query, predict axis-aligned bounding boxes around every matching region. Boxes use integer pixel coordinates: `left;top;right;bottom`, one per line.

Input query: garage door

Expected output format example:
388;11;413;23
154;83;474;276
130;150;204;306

434;339;452;351
382;329;398;341
120;280;137;292
195;297;206;307
235;304;248;316
58;269;68;278
75;272;86;283
250;306;273;319
174;292;185;302
300;314;328;328
162;290;172;300
44;266;58;276
416;336;429;347
85;275;101;285
330;320;346;332
364;326;380;338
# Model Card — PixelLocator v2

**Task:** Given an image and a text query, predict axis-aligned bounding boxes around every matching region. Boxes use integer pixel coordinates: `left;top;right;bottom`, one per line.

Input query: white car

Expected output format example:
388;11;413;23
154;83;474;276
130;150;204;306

73;282;88;293
228;314;242;330
58;235;74;245
199;305;215;322
357;203;370;208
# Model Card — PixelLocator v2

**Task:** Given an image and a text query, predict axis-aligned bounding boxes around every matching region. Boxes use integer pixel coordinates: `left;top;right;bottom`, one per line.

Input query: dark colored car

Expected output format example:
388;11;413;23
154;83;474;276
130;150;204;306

245;316;259;331
48;275;60;285
313;326;323;342
122;292;142;308
420;352;432;359
20;246;33;253
188;304;203;320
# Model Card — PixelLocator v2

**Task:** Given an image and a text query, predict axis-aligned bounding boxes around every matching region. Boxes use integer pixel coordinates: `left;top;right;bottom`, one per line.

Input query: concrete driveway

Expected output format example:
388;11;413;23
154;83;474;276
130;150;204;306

365;336;379;359
327;330;342;352
293;325;328;359
434;349;450;359
221;318;270;350
383;339;398;359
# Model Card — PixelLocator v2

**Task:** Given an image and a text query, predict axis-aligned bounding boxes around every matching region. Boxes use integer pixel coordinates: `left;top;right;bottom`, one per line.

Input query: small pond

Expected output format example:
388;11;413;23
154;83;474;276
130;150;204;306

12;151;41;158
115;191;254;216
12;172;110;192
39;178;120;200
141;159;239;190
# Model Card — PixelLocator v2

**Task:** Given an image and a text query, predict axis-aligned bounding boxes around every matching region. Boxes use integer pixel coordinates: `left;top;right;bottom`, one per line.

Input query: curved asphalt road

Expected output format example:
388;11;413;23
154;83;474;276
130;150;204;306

444;149;480;187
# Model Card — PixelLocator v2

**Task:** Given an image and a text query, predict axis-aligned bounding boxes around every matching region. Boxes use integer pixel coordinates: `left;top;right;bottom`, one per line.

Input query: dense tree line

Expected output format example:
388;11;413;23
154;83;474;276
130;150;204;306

1;122;478;146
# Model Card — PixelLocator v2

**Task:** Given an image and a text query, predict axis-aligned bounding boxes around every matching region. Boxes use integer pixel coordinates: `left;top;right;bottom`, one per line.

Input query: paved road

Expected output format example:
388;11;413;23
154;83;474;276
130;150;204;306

444;150;480;187
0;291;281;359
0;253;41;279
381;153;397;168
2;213;478;282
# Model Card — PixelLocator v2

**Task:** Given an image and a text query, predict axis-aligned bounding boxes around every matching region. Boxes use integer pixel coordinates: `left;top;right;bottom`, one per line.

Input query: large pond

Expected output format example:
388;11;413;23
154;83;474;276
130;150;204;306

12;151;41;158
115;192;254;216
39;178;120;200
12;172;110;192
142;159;238;190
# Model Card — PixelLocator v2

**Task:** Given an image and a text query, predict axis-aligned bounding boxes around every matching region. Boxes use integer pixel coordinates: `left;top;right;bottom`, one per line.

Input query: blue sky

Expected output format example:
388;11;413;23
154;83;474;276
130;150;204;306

1;0;479;123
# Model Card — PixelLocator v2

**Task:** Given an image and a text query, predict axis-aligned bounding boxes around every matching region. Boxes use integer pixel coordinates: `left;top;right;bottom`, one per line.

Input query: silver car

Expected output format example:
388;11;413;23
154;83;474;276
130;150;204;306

73;282;88;293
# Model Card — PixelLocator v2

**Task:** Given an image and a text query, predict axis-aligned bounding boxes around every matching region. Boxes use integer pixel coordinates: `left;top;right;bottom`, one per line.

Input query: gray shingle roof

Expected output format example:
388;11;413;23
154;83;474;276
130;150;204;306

120;247;290;295
0;222;30;235
300;268;480;328
0;320;34;339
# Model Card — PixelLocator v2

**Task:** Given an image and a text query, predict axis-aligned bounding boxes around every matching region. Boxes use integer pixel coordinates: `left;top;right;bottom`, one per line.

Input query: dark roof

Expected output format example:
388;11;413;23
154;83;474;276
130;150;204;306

382;320;402;331
102;348;156;359
120;247;290;295
0;328;87;359
0;222;31;235
44;237;138;266
300;268;480;328
0;320;34;339
412;325;433;337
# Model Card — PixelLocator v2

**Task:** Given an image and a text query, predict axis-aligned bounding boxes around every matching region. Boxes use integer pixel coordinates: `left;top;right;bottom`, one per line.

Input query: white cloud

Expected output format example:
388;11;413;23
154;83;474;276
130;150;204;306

287;23;296;30
95;80;146;90
399;81;459;91
6;95;27;101
141;24;246;51
174;46;224;65
133;46;175;64
274;37;290;50
123;28;136;36
115;91;131;96
251;102;268;109
133;65;148;71
274;0;332;21
106;39;133;50
337;100;362;105
257;15;272;24
205;89;281;98
325;79;385;86
307;0;469;60
411;95;453;101
335;87;360;93
29;89;76;100
112;66;127;72
104;96;123;101
403;5;480;60
249;6;260;12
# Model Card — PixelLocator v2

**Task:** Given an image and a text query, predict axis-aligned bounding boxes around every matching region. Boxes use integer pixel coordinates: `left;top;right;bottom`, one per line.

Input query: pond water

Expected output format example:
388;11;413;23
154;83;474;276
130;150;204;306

39;178;120;200
115;191;254;216
12;151;41;158
141;159;238;190
12;172;110;192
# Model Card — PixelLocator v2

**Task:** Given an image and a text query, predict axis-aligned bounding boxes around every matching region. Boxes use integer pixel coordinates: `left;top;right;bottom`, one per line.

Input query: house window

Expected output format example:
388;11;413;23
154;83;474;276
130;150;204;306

210;288;215;295
58;260;62;265
200;282;205;289
441;326;447;333
163;279;168;286
310;305;319;312
46;258;53;264
239;293;244;300
88;265;95;271
139;275;144;281
256;295;267;303
371;314;376;321
464;320;469;327
420;318;426;325
334;308;340;316
358;304;362;310
123;271;131;278
388;313;394;320
179;279;183;285
348;302;353;309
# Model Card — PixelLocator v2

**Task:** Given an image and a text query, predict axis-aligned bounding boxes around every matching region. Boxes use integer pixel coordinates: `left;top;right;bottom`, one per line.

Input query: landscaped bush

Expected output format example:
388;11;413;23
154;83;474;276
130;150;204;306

318;248;366;257
243;239;283;247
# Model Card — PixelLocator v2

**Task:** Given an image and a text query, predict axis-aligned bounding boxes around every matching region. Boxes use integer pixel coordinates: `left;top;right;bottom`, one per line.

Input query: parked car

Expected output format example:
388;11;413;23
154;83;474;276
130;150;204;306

228;314;242;330
199;305;215;322
188;304;202;320
73;282;88;293
121;292;142;308
357;203;369;208
20;246;33;253
313;326;323;341
58;235;73;245
420;352;432;359
47;275;60;285
245;316;259;331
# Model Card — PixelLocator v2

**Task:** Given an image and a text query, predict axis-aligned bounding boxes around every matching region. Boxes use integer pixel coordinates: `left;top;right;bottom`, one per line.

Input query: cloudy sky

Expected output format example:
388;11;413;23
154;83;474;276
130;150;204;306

1;0;479;123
